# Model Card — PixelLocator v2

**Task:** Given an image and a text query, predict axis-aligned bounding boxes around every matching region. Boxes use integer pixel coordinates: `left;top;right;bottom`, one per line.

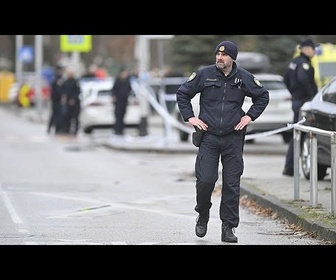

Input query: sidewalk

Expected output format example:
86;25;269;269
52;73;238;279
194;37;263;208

15;106;336;243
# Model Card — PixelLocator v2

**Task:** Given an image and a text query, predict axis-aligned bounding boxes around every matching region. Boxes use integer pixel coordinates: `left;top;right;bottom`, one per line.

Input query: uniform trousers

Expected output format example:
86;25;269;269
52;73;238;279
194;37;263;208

194;131;245;228
284;99;306;171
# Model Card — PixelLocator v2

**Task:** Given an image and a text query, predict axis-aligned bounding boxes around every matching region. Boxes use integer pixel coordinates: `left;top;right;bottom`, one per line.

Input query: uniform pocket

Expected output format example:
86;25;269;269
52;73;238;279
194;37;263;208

203;81;222;101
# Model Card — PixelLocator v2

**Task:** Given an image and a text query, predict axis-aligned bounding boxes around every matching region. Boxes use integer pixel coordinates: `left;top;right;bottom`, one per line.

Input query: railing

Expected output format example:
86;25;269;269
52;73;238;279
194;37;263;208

293;122;336;215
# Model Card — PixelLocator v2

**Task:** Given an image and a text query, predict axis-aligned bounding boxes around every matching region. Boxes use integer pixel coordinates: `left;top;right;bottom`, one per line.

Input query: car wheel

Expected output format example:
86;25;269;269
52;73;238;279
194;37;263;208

282;131;292;143
300;134;328;180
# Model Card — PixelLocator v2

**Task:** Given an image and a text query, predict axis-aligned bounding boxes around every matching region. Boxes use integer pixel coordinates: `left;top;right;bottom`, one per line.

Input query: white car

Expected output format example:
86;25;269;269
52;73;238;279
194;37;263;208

176;73;293;143
80;77;142;134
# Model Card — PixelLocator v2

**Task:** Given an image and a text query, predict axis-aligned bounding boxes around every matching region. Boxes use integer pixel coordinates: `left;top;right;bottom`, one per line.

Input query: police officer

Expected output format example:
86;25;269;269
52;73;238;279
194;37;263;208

62;68;81;136
282;38;319;176
47;65;64;134
111;67;133;135
176;40;269;243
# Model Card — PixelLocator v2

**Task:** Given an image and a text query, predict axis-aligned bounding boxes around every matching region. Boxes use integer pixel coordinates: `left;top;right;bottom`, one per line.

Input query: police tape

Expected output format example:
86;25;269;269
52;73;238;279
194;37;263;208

244;119;305;141
132;80;304;141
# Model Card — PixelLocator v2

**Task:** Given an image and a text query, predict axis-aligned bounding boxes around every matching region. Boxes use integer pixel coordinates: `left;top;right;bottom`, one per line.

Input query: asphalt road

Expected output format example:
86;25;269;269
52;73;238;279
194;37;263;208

0;105;332;245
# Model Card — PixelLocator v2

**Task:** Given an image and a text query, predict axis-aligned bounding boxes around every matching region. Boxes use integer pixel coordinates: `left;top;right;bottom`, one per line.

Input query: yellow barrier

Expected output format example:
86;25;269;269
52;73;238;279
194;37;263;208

0;70;15;103
294;43;336;88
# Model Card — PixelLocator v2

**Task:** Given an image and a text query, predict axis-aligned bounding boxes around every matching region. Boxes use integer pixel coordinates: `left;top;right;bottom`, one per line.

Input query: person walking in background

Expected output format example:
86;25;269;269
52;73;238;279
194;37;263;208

282;39;319;176
47;65;64;134
62;67;81;136
110;67;133;135
176;40;269;243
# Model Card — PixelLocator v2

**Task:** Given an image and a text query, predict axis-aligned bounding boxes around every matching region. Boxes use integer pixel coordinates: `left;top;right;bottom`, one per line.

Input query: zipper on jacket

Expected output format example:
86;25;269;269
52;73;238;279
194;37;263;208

219;82;227;133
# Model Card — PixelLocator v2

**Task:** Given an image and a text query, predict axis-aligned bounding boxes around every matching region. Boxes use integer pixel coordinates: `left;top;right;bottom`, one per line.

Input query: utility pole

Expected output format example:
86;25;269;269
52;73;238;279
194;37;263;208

35;35;43;122
134;35;174;136
15;35;23;83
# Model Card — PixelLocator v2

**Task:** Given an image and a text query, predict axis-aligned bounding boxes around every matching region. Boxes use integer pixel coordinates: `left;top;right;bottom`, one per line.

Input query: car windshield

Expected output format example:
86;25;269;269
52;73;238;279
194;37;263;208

260;80;287;90
322;78;336;104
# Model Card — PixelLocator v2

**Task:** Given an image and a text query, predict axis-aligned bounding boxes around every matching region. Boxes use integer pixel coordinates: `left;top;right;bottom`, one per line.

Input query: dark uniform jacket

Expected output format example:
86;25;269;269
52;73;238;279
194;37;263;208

176;63;270;136
111;77;132;105
50;75;64;107
284;53;318;101
62;77;81;116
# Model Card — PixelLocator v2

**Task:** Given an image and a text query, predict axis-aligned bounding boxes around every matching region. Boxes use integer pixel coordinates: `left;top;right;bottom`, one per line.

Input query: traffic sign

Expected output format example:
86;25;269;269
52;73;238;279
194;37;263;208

60;35;92;52
19;46;34;63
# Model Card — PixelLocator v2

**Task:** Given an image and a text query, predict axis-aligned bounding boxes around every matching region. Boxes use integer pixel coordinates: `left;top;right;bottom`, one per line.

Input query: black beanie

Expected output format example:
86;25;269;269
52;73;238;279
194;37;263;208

299;39;319;49
215;41;238;60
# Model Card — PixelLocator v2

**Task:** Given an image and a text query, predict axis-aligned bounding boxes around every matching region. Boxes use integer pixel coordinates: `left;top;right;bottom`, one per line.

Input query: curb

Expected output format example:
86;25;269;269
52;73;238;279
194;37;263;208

240;185;336;244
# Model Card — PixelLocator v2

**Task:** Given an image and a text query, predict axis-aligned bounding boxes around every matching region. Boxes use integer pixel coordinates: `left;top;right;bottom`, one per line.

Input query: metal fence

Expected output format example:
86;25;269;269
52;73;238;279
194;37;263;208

293;122;336;215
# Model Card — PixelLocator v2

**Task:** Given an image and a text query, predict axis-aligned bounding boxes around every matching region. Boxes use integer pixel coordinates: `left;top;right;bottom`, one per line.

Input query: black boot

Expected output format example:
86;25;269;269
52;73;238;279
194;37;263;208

221;221;238;243
195;213;209;238
282;168;294;176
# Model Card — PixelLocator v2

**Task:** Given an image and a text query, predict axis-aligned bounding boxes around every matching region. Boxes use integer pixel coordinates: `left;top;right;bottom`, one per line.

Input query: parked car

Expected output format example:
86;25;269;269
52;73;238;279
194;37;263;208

80;77;142;134
175;73;293;143
236;52;272;73
299;75;336;180
242;73;293;143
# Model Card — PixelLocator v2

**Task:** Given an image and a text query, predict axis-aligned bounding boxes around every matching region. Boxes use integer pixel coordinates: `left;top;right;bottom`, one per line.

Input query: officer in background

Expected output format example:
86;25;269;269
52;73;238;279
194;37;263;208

110;67;133;135
47;65;64;134
62;67;81;136
176;40;269;243
282;39;319;176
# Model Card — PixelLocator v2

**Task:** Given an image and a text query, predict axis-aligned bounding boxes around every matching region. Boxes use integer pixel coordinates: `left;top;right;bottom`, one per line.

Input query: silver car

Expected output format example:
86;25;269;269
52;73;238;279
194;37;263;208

299;75;336;180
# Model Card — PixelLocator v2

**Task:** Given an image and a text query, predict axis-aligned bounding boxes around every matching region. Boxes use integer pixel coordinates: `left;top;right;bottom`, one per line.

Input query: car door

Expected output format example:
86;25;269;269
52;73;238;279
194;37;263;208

310;78;336;164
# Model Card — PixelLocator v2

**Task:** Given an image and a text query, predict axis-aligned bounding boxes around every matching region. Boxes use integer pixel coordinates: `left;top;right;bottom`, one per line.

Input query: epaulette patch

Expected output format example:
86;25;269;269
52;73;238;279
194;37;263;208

187;72;196;82
302;63;310;70
254;77;262;87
